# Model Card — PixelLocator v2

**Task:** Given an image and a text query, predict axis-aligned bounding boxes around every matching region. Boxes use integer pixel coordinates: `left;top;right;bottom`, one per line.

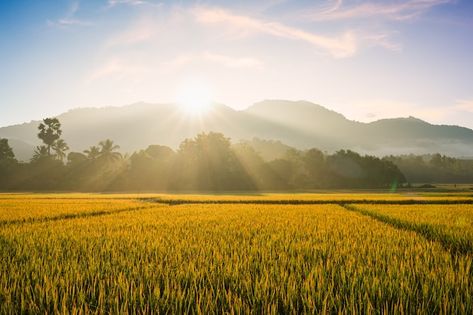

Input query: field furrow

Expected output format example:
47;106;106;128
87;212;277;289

0;199;151;224
345;204;473;255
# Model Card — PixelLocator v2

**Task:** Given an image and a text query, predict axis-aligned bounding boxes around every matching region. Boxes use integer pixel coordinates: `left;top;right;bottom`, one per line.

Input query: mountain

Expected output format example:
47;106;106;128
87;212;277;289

7;139;36;162
1;100;473;160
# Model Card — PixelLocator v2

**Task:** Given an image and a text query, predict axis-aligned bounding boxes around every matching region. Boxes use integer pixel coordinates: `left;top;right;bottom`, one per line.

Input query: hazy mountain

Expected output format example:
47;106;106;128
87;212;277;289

7;139;36;162
1;100;473;159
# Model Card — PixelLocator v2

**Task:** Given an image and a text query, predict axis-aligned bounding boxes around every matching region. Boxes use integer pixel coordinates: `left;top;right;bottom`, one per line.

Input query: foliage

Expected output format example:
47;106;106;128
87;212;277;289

1;118;408;191
0;139;18;190
0;139;16;162
98;139;122;162
386;153;473;183
83;146;100;159
36;118;69;161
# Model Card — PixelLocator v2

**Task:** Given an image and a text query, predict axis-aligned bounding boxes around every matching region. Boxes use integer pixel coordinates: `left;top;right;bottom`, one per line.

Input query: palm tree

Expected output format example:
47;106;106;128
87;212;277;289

83;146;101;160
37;118;62;156
31;145;49;162
98;139;122;162
52;139;69;161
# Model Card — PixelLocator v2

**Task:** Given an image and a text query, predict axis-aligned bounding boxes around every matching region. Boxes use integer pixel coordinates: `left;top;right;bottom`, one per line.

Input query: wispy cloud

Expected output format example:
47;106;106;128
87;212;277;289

106;0;163;10
47;1;92;28
193;7;358;58
108;0;146;7
106;17;156;47
309;0;453;21
361;32;402;52
164;52;263;69
87;57;147;81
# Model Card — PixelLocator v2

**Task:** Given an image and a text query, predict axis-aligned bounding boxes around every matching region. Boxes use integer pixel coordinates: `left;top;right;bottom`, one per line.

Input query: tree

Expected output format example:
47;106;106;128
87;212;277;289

98;139;122;162
0;138;16;162
31;146;49;162
53;139;69;162
303;148;325;187
36;117;69;161
173;132;253;190
67;152;87;166
37;118;62;156
84;146;101;159
145;145;174;160
0;138;18;189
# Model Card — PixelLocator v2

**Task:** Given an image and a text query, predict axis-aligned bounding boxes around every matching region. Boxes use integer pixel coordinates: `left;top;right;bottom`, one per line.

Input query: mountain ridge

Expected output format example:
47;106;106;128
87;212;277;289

1;100;472;160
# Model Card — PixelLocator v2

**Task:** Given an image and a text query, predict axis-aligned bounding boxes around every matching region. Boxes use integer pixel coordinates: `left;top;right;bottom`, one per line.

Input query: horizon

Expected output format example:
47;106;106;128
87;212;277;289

1;1;473;128
3;99;473;130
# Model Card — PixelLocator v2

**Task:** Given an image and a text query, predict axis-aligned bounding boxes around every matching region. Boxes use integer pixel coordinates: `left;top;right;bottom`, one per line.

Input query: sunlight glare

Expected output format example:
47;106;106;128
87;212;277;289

176;83;213;115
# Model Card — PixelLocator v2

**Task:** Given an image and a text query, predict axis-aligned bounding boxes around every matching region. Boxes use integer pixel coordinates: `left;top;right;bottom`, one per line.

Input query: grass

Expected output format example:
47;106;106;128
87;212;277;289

0;194;472;313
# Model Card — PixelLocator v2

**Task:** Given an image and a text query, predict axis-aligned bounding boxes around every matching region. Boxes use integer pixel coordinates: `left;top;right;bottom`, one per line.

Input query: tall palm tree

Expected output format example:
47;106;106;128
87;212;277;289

32;145;49;162
98;139;122;162
52;139;69;161
83;146;101;160
37;118;62;156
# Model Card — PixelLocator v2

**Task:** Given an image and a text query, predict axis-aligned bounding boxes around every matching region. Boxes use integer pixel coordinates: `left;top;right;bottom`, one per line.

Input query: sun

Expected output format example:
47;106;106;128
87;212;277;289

175;83;213;115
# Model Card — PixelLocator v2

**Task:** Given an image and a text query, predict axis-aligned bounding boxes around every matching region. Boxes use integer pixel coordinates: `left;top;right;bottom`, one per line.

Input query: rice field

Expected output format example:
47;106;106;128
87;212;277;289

349;204;473;255
0;193;472;313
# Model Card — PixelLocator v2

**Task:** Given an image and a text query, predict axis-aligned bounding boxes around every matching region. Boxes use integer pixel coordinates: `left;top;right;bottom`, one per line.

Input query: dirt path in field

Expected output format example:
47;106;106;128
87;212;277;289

0;205;154;227
143;198;473;205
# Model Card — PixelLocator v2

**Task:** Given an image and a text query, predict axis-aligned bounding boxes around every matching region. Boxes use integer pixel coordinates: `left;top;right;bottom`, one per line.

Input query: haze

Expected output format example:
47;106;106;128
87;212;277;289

1;0;473;128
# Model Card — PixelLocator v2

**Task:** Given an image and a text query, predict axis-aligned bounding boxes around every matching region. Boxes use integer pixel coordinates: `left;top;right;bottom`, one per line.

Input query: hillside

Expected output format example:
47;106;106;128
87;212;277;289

2;100;473;160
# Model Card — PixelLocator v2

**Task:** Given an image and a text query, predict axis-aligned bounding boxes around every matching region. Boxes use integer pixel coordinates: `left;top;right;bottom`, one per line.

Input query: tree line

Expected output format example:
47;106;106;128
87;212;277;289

0;117;439;192
385;154;473;184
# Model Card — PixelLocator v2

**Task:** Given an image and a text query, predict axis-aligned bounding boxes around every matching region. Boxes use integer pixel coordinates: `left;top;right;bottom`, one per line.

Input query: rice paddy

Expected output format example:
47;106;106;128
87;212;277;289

0;193;472;313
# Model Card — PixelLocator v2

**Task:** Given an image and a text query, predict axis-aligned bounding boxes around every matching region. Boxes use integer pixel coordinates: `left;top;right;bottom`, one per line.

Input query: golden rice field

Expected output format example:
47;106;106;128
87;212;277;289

0;193;472;313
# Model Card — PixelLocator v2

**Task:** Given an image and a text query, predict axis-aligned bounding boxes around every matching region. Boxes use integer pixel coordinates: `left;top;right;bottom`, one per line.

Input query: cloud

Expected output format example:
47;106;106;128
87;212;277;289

87;57;147;81
309;0;453;21
108;0;146;7
106;18;156;47
164;52;263;69
361;32;402;52
47;19;92;27
193;7;358;58
47;1;92;28
106;0;163;10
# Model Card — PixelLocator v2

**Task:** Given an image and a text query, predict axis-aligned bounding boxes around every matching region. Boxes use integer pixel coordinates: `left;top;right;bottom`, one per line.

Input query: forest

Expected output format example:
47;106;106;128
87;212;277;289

0;117;471;191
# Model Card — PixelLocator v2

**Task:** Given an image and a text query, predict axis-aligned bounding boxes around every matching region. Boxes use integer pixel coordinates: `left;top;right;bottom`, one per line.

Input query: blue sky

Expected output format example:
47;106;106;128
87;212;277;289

1;0;472;128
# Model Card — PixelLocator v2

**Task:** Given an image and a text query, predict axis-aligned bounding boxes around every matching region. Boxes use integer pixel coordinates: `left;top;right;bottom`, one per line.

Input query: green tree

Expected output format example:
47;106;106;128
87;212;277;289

53;139;69;161
98;139;122;162
0;138;18;189
0;138;16;162
36;117;69;161
37;118;62;156
67;152;87;166
32;146;49;162
84;146;101;159
174;132;253;190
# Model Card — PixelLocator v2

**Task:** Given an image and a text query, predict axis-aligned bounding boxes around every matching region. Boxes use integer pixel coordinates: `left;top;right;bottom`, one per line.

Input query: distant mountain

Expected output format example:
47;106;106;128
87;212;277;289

1;100;473;160
7;139;35;162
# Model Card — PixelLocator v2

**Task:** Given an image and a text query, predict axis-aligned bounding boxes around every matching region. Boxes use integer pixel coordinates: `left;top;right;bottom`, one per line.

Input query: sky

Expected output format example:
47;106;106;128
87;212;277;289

1;0;473;128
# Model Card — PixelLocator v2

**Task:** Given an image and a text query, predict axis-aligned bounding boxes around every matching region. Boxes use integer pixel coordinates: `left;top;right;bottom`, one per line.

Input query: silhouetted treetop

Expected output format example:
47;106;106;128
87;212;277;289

0;138;16;162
